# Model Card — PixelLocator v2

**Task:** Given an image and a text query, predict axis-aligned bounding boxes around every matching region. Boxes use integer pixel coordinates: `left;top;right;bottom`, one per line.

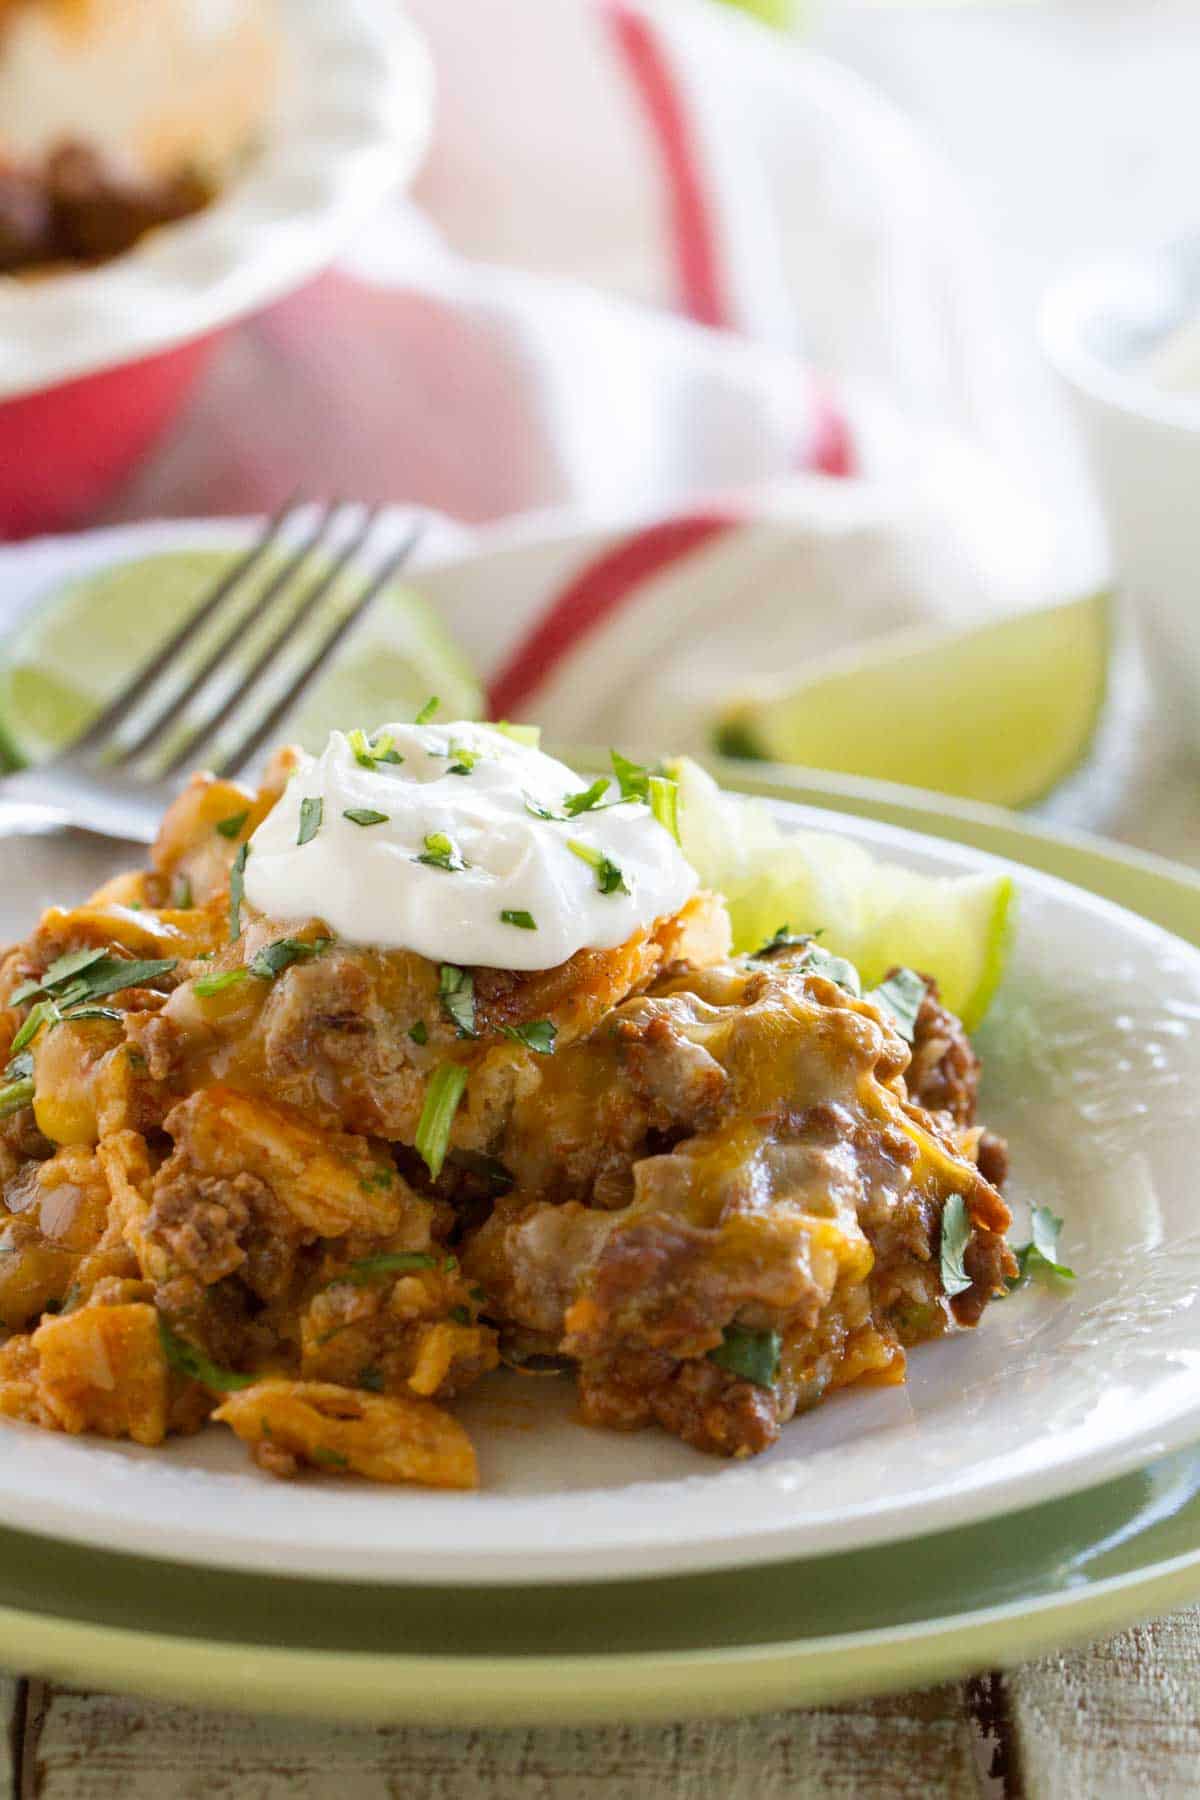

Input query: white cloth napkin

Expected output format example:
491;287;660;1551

101;0;1107;749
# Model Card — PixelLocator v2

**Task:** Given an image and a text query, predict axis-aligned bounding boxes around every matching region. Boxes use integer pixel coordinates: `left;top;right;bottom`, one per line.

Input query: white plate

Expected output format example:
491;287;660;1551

0;0;433;400
2;802;1199;1584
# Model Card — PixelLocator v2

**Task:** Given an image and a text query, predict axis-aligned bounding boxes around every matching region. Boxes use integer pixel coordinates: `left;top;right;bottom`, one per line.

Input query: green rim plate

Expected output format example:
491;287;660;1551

4;759;1200;1724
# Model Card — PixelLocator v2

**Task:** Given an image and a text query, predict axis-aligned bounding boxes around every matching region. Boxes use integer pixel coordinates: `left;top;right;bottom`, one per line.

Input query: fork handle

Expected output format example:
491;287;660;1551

0;765;173;846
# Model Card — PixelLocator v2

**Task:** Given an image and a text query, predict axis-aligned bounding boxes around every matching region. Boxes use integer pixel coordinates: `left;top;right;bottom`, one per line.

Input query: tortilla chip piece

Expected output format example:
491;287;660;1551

215;1379;478;1488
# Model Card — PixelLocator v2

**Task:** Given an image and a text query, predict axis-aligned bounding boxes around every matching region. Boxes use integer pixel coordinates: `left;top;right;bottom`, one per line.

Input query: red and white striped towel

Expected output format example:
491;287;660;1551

105;0;1105;747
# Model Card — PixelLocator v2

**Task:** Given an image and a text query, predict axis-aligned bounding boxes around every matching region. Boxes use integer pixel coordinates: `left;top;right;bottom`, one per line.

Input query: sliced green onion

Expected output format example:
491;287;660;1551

159;1319;258;1391
567;838;629;896
348;728;377;769
0;1076;34;1119
415;1063;469;1180
415;696;440;725
416;833;468;872
10;998;59;1055
229;843;249;941
500;909;537;930
334;1252;439;1287
343;808;389;828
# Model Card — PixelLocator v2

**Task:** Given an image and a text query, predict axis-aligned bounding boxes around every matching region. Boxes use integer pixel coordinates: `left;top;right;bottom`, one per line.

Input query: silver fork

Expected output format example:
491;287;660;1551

0;502;423;845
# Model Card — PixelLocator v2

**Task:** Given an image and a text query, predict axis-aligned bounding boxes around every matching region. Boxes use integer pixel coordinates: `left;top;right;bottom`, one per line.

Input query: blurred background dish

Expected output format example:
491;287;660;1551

0;0;279;273
1042;242;1200;761
0;0;432;538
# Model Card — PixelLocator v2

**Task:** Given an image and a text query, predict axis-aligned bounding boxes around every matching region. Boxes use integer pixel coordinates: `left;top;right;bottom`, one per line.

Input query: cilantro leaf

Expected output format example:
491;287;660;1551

939;1192;973;1298
416;833;469;872
707;1325;781;1389
248;937;331;981
610;749;649;801
1001;1205;1076;1296
216;810;249;840
500;1019;557;1055
438;963;476;1038
868;968;928;1043
297;796;323;846
563;777;612;817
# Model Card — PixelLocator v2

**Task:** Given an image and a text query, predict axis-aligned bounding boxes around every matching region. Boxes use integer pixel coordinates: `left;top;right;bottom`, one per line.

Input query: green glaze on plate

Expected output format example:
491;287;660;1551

1;762;1199;1721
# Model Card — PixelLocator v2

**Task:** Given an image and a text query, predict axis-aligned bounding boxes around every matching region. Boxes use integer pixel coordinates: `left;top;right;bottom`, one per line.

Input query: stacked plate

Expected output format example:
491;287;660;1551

2;531;1200;1722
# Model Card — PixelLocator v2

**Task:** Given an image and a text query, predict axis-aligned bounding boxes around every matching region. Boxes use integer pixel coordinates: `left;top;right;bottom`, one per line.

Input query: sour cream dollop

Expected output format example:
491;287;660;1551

243;723;699;971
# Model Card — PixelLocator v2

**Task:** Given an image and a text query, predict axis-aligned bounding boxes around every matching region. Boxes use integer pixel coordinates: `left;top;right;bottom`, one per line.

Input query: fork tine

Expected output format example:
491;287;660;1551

107;499;344;768
158;504;385;778
68;494;303;758
213;517;425;778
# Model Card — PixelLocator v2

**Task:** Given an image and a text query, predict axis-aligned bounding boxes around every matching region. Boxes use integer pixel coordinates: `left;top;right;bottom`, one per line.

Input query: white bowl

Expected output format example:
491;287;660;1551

1042;245;1200;755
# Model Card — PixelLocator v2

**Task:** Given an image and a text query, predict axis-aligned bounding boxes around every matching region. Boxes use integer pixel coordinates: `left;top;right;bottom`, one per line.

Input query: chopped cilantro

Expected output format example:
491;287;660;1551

297;796;323;846
415;1063;469;1181
409;1020;429;1045
248;937;331;981
750;925;813;958
438;964;476;1038
868;968;928;1043
500;1019;557;1055
939;1192;973;1298
524;793;567;822
343;808;389;828
3;1050;33;1082
610;748;649;801
216;811;249;840
708;1325;781;1389
1001;1205;1076;1296
563;777;612;817
416;832;468;872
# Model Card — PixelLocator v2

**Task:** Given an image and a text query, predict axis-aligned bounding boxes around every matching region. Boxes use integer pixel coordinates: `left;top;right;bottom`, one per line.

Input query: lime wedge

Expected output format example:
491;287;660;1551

714;593;1109;809
0;550;482;770
669;756;1014;1027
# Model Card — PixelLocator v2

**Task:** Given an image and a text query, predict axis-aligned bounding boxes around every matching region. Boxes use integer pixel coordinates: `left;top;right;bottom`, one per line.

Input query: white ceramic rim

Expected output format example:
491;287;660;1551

1041;253;1200;435
1;801;1200;1584
0;0;434;400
